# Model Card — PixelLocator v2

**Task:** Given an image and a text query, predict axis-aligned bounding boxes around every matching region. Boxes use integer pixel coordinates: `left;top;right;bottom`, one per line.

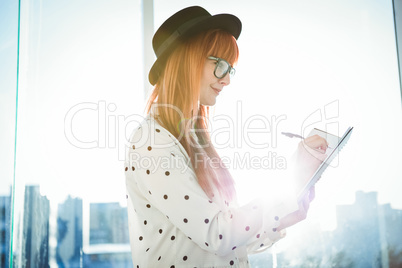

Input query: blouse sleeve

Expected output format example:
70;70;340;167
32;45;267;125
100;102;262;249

126;120;298;257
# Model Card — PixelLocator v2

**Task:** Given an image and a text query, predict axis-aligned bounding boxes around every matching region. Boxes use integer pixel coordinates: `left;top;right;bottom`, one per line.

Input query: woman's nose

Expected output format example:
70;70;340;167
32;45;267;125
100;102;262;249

219;73;231;86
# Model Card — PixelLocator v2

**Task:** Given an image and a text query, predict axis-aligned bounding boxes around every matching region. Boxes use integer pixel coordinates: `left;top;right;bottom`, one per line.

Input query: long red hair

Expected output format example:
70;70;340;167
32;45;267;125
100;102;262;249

146;29;239;201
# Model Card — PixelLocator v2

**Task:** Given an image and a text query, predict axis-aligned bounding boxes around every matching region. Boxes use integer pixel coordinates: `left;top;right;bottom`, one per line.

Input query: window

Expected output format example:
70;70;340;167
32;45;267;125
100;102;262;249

2;0;401;267
7;0;144;267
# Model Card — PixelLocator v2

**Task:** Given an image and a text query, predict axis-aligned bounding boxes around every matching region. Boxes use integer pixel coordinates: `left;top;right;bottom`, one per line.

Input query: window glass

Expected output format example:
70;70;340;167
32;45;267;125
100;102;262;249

155;1;402;267
11;0;143;266
7;0;402;267
0;0;19;267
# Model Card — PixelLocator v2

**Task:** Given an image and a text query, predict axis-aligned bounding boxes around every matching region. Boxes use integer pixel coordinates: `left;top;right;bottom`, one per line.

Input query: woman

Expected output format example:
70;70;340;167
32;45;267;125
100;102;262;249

125;6;328;267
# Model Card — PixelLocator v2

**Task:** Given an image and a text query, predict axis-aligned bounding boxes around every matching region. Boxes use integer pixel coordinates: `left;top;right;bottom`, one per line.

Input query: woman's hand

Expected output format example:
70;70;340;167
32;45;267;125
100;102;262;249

277;135;327;231
277;186;315;231
293;134;328;192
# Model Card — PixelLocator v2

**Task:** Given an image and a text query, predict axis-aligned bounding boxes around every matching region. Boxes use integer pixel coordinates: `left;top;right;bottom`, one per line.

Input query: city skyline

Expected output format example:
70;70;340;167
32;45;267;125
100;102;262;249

1;185;401;267
1;0;401;267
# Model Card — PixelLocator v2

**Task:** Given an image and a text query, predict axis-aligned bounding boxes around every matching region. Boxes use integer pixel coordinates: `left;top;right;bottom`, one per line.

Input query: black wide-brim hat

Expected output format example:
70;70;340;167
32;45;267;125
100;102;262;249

148;6;242;85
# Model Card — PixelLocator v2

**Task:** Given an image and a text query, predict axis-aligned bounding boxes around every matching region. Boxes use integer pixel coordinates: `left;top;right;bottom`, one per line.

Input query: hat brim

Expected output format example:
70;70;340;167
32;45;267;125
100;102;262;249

149;14;242;85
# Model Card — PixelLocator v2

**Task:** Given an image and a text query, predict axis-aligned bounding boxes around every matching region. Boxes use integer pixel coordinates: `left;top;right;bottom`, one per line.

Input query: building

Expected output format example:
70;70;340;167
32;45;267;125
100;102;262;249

0;190;11;267
56;196;83;268
21;185;50;267
251;191;402;267
83;202;132;267
334;191;402;267
89;202;129;245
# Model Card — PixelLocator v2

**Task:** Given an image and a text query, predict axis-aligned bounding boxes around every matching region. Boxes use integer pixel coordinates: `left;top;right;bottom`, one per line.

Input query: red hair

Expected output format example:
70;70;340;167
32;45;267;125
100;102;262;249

146;29;239;201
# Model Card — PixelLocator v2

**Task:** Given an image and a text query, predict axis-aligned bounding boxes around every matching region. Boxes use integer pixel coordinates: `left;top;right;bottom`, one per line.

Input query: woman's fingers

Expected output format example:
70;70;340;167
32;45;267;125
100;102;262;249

277;189;316;231
309;186;316;201
298;195;310;220
303;135;328;153
298;135;328;162
300;187;316;219
304;145;327;161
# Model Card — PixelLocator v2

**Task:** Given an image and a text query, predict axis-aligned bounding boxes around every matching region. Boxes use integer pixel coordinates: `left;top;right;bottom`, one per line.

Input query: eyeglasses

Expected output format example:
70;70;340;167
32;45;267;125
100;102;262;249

208;56;236;79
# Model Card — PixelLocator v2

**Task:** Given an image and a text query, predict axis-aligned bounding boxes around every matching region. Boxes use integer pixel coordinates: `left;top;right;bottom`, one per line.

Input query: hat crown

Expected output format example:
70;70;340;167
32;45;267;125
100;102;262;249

152;6;211;57
148;6;241;85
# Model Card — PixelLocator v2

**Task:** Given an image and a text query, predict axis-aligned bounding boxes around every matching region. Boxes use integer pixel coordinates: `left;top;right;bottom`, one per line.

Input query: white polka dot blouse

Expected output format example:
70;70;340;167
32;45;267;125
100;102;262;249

125;114;298;267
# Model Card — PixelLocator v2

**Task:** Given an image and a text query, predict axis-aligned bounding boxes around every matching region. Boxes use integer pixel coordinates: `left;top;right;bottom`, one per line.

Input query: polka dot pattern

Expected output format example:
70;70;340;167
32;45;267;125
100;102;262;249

125;115;292;267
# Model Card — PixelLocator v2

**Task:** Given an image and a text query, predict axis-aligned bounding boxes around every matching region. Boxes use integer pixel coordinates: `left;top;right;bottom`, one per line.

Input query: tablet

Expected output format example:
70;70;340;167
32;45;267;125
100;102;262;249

297;127;354;201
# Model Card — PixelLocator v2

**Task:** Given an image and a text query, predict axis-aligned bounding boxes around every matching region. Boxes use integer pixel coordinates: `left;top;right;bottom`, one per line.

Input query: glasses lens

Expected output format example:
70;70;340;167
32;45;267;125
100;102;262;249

229;68;235;77
215;60;229;78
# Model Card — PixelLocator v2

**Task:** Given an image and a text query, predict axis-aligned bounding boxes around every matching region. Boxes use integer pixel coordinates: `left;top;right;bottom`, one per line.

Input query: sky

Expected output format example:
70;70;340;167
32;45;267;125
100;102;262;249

0;0;19;196
1;0;401;251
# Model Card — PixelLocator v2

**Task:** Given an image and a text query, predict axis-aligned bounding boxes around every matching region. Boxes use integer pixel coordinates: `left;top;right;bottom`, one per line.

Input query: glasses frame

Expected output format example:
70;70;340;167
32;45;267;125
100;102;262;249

207;56;236;79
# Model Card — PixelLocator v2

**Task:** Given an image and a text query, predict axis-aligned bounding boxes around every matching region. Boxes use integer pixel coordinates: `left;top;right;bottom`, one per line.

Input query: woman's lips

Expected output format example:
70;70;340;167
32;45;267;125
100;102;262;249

212;87;221;95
